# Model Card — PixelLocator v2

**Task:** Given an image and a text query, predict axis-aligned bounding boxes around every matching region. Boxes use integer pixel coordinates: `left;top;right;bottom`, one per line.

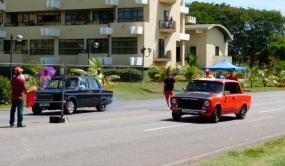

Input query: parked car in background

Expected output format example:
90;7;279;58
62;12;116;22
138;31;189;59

171;78;251;123
32;76;113;115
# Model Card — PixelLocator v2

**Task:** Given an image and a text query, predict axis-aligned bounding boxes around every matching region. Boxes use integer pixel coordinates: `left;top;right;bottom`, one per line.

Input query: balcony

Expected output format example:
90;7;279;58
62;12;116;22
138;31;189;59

159;0;176;4
134;0;148;5
106;0;119;6
0;2;6;11
159;20;176;33
0;31;6;38
154;50;172;62
47;0;61;9
130;26;144;35
186;16;196;24
180;33;190;41
180;6;189;14
100;27;113;35
40;28;60;37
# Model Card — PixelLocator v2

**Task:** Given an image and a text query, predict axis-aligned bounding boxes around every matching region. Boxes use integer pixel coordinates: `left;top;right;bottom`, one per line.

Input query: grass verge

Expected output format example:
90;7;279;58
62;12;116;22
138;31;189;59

183;136;285;166
0;104;9;110
245;86;285;92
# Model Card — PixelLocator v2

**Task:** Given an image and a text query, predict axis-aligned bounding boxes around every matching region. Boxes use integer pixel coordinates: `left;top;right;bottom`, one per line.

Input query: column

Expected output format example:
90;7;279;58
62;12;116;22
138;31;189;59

54;39;59;55
180;41;185;66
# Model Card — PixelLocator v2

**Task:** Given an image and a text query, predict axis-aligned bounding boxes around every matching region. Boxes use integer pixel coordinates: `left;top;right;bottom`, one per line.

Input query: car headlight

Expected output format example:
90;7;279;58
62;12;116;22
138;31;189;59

203;100;210;107
172;98;177;104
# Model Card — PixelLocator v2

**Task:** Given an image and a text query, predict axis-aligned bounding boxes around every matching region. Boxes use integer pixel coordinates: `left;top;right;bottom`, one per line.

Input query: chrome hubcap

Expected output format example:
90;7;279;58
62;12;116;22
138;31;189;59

67;102;74;112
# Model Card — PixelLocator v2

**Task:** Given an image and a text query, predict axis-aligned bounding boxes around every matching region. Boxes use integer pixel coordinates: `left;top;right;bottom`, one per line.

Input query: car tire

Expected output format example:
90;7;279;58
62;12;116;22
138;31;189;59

211;107;221;123
32;104;42;115
64;100;76;114
172;113;182;121
236;105;247;120
96;104;106;112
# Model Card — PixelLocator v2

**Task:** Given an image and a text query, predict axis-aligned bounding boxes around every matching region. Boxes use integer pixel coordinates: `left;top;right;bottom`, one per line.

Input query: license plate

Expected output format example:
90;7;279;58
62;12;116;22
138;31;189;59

39;103;50;107
182;109;199;114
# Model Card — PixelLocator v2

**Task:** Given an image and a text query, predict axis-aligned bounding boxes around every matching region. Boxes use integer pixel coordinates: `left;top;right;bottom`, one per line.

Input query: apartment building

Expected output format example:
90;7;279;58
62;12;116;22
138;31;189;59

0;0;193;67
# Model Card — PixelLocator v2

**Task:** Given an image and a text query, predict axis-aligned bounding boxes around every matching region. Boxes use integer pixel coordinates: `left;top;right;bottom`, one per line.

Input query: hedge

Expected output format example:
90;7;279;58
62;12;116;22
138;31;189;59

0;76;11;104
104;68;142;82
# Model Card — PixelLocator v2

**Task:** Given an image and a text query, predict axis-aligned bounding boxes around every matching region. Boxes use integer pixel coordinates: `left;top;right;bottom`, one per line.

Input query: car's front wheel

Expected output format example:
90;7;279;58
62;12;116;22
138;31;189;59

32;104;42;115
211;107;221;123
64;100;76;114
172;112;182;121
96;104;106;112
236;105;247;119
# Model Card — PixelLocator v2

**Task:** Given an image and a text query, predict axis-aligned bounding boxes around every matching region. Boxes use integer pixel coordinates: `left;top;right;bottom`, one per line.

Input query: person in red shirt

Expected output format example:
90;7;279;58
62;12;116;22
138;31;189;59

227;71;239;81
9;67;27;127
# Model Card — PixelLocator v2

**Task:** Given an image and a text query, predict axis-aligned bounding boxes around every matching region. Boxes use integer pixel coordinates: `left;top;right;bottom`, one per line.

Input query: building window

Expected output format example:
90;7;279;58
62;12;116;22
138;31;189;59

87;39;108;54
159;39;165;58
112;37;137;54
37;12;61;25
65;10;90;25
5;12;36;26
118;8;144;22
59;39;84;55
30;40;54;55
215;46;220;56
190;46;197;56
93;9;114;24
4;40;28;54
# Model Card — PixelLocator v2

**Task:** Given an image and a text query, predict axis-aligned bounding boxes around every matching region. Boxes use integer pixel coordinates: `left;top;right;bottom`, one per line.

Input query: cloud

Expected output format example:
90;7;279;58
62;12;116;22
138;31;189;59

187;0;285;15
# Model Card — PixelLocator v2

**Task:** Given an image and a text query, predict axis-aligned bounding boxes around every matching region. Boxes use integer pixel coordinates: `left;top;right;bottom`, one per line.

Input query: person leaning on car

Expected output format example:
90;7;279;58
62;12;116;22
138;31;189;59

164;73;175;108
9;67;27;128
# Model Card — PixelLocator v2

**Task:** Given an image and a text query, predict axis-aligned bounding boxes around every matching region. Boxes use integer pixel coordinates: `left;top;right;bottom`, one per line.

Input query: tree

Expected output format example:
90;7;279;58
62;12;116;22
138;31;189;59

70;58;102;77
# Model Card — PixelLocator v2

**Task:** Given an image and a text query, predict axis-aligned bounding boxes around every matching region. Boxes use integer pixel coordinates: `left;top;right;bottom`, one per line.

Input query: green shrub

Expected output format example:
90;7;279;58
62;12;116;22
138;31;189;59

104;68;142;82
0;76;11;104
148;66;174;82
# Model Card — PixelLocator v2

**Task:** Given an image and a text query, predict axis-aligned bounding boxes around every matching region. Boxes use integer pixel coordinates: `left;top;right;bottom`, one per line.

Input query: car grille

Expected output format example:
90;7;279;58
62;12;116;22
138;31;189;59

36;94;53;101
177;98;204;110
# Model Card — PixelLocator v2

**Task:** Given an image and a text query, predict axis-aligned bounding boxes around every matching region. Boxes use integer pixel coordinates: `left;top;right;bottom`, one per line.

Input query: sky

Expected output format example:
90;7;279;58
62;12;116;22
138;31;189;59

187;0;285;15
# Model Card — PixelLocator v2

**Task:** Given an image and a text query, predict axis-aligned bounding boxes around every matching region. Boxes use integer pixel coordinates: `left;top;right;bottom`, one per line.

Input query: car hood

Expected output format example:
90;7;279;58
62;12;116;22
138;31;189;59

174;92;215;99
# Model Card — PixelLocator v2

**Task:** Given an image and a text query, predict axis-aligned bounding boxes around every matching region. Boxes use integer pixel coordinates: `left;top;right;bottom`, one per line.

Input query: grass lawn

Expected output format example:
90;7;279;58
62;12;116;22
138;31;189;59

0;104;9;109
183;136;285;166
110;82;188;100
245;86;285;92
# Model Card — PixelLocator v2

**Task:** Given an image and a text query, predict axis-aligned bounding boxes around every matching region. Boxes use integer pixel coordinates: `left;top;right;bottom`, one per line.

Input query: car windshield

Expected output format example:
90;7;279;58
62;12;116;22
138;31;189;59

186;80;223;93
47;78;79;89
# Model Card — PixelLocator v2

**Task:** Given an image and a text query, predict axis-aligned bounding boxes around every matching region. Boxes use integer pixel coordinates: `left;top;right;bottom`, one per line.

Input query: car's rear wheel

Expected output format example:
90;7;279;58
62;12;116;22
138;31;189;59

236;105;247;119
172;113;182;121
64;100;76;114
32;104;42;115
211;107;221;123
96;104;106;112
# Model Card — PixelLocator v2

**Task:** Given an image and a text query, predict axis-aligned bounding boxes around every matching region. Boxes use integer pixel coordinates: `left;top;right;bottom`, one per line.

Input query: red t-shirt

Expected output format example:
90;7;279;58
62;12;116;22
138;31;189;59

227;75;239;81
11;76;27;100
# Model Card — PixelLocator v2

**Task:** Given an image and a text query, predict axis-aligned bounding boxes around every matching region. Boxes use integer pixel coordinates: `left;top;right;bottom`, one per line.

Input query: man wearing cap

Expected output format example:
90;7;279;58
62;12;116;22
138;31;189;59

10;67;27;127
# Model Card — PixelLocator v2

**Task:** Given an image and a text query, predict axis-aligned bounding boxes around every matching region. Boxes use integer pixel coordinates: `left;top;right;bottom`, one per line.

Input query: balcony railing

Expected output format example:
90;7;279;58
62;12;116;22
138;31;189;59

0;2;6;11
159;20;176;33
159;0;176;4
40;28;61;37
47;0;61;9
186;15;196;24
180;6;189;14
130;26;144;35
100;27;113;35
154;50;172;62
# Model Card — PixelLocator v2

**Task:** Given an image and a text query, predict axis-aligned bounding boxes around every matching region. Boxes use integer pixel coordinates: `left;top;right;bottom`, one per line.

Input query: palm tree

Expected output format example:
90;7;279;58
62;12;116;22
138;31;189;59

70;58;102;77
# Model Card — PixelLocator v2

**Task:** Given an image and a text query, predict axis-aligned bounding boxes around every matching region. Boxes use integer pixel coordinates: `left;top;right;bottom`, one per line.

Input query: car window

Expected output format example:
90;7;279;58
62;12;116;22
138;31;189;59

65;78;79;89
224;82;241;94
88;78;100;90
79;78;89;90
186;81;223;93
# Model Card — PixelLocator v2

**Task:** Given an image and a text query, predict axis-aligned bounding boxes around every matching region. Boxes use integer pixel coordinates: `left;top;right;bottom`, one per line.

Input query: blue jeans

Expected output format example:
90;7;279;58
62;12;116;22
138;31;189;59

9;99;24;125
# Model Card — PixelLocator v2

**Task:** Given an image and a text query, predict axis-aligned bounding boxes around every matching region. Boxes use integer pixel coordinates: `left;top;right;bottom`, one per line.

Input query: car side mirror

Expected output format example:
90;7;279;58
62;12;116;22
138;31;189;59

224;91;231;95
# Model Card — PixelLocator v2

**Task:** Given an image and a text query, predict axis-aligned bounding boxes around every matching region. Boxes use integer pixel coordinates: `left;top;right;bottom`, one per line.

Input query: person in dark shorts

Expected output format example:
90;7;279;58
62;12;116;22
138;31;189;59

9;67;27;128
164;73;175;108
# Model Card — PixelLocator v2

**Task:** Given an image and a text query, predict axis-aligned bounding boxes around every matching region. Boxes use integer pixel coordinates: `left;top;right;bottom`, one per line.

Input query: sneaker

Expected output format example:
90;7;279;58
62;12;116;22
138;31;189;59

9;123;14;127
17;124;26;128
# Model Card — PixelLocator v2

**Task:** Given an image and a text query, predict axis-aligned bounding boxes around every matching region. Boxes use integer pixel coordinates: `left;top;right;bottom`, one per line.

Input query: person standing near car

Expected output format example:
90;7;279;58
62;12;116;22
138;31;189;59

96;68;105;86
10;67;27;127
40;70;51;88
164;73;175;108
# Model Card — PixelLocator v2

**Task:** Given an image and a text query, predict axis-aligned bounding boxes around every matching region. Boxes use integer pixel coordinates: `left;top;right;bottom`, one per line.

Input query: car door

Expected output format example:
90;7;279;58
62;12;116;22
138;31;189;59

223;82;237;113
78;77;92;107
87;78;101;106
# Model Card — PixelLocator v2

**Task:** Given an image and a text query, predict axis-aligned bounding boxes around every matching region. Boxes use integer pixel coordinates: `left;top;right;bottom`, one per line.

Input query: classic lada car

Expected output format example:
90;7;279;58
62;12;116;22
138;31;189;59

32;76;113;115
171;78;251;123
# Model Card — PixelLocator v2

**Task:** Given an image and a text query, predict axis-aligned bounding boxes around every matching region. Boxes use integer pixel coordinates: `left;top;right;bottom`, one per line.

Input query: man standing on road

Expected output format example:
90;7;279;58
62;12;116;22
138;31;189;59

9;67;27;128
164;73;175;108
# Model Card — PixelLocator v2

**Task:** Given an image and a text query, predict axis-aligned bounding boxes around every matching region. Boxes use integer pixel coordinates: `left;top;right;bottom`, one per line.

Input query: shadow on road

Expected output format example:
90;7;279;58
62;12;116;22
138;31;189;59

25;109;107;116
161;115;237;124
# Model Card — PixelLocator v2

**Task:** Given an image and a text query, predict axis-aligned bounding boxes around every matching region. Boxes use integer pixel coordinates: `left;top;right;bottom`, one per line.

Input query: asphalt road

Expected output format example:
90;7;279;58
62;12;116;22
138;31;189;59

1;91;285;166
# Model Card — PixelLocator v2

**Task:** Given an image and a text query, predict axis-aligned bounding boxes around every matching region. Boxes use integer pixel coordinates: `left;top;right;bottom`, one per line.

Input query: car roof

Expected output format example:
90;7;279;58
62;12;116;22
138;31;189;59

52;76;95;79
192;78;239;83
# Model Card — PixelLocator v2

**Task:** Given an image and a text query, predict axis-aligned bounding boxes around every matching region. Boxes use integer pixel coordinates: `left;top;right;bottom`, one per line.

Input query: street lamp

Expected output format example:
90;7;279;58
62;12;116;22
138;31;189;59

140;46;152;81
87;41;99;66
10;34;24;79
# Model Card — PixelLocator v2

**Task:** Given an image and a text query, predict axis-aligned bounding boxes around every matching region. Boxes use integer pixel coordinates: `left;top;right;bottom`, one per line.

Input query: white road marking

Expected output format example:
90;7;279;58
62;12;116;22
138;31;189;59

259;109;283;113
144;124;186;132
162;132;285;166
248;116;275;122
